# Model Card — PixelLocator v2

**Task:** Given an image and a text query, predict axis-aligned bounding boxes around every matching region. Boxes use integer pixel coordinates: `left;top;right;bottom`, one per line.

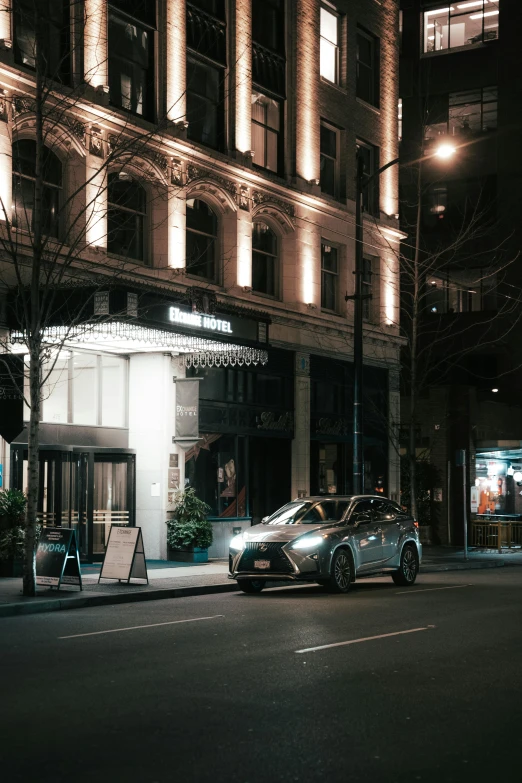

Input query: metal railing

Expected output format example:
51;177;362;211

471;519;522;552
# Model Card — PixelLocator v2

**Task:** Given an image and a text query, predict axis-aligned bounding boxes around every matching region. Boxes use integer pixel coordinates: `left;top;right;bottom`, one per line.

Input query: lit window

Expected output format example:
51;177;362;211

252;222;278;297
251;91;282;174
320;6;340;83
108;1;156;120
12;140;62;238
108;174;147;263
357;29;379;106
321;243;338;312
320;122;339;198
425;87;497;141
423;1;499;54
186;199;218;282
14;0;71;82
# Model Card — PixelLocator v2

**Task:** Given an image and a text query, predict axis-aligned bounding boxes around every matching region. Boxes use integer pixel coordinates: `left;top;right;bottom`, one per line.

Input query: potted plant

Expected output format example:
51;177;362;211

166;488;213;563
0;489;28;577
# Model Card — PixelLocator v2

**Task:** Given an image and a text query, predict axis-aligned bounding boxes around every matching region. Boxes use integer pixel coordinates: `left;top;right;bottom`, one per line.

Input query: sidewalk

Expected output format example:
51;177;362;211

1;546;521;618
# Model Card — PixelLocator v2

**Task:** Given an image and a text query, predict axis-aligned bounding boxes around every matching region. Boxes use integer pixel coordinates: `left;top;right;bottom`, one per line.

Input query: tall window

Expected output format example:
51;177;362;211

425;88;498;141
321;243;338;312
186;58;225;150
320;6;340;83
356;140;379;216
252;0;285;54
186;199;218;282
424;1;499;53
252;91;282;174
14;0;71;83
252;222;278;297
12;140;62;238
108;1;156;120
186;1;226;151
320;122;339;198
357;29;379;106
40;351;128;428
107;173;147;263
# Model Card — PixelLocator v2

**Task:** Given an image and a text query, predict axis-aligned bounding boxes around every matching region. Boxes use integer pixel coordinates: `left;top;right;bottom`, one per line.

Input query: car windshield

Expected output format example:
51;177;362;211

264;502;328;525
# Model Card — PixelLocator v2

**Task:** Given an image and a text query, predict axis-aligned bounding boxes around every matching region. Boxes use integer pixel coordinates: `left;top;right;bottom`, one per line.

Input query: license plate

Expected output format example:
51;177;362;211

254;559;270;570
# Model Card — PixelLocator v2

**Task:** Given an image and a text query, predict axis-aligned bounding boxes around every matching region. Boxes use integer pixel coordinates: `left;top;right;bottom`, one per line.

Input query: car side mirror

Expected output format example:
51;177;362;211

261;516;269;524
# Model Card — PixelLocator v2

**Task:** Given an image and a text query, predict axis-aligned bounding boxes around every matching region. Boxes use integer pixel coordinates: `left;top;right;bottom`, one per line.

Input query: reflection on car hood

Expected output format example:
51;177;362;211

243;523;330;543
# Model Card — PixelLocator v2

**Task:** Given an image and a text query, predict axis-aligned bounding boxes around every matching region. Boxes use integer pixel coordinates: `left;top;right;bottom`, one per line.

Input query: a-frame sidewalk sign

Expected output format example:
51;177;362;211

99;525;149;584
36;527;83;590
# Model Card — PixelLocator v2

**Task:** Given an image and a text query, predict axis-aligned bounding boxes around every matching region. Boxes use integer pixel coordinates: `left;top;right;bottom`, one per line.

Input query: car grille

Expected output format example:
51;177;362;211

237;542;294;573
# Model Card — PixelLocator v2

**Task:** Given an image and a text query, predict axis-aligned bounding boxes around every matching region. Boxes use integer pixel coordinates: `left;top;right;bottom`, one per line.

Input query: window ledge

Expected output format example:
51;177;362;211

356;97;380;115
421;40;496;58
320;77;348;95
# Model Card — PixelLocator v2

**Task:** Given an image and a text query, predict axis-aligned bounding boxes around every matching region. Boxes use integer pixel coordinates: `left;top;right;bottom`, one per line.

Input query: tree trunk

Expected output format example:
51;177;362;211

23;341;41;595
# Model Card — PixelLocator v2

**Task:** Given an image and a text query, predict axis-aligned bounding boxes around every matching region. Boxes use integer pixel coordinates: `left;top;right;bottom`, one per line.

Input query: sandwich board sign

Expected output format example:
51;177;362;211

36;528;82;590
99;526;148;584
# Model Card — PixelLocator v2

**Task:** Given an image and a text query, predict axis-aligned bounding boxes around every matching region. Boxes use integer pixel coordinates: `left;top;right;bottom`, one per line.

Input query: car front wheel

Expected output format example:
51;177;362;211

328;549;353;593
238;579;266;593
392;544;419;586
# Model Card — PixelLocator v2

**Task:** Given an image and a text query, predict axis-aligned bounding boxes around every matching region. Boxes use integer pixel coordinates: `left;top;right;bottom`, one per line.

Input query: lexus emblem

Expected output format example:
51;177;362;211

259;543;268;552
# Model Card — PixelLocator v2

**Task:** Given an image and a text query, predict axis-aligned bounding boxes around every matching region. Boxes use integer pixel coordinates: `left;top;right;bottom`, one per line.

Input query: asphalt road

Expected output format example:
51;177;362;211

2;568;522;783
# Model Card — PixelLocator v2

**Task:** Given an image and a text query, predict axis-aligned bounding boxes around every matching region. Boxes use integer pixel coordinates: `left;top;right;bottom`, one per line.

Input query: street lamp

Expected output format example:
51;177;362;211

350;141;457;495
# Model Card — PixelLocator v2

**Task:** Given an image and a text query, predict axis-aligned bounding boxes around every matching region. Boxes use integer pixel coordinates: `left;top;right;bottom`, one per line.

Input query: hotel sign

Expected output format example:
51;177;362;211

168;307;233;335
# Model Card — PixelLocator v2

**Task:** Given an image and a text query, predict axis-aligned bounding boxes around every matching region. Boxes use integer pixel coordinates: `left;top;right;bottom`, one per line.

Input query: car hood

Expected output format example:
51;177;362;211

242;523;333;543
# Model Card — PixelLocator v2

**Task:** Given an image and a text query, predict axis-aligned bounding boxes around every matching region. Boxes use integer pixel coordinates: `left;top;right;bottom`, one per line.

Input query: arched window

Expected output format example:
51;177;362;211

12;140;62;238
186;198;218;281
252;221;278;297
107;173;147;263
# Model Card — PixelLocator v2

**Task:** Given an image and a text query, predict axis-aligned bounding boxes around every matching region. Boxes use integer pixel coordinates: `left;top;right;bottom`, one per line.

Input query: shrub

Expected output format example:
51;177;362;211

166;488;213;550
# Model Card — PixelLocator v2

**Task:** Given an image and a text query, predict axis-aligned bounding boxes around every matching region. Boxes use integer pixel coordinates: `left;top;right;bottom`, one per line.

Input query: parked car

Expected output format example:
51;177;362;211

229;495;421;594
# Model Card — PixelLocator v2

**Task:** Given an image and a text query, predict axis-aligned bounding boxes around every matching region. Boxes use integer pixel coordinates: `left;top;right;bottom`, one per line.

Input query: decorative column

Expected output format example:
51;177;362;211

168;160;186;269
85;126;107;249
237;186;252;288
295;0;320;183
235;0;252;155
297;215;320;307
167;0;186;122
0;91;11;222
0;0;11;49
292;352;311;499
84;0;108;91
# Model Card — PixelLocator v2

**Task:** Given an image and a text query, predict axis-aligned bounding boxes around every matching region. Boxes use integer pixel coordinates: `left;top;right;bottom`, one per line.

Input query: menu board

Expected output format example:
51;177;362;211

36;528;82;590
99;526;148;584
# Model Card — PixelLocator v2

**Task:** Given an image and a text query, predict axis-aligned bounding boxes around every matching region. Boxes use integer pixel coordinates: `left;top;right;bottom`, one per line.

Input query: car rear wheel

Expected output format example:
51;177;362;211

392;544;419;586
238;579;266;593
328;549;353;593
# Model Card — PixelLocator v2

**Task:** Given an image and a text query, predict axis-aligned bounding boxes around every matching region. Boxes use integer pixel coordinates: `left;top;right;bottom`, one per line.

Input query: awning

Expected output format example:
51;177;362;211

10;321;269;368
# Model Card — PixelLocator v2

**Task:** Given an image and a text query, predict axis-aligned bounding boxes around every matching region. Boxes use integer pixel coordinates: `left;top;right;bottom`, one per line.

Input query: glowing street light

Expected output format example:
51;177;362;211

434;142;457;160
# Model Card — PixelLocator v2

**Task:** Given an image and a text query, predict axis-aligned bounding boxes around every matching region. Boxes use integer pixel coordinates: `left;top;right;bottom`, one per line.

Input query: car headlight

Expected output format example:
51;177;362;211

291;535;324;550
230;534;246;552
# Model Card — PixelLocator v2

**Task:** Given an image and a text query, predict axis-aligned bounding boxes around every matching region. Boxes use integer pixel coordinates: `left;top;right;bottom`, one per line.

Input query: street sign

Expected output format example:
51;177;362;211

99;526;148;584
36;528;82;590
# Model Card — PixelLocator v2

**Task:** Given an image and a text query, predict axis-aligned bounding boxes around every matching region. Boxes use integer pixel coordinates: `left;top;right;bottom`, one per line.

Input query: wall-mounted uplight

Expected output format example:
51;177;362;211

434;143;457;160
491;388;499;393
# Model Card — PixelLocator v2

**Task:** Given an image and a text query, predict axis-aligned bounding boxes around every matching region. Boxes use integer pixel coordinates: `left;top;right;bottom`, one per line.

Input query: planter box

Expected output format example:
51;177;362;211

0;558;24;578
168;547;208;563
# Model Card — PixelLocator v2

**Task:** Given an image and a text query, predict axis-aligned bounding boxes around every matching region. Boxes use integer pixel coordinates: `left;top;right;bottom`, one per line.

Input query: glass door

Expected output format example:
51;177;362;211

92;454;135;558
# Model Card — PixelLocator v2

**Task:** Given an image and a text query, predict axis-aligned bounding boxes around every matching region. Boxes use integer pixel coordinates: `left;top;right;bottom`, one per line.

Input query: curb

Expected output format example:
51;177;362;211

0;559;511;618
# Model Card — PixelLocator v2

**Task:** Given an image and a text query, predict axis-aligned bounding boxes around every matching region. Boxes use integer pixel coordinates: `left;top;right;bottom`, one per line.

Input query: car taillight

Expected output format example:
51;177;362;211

414;520;419;528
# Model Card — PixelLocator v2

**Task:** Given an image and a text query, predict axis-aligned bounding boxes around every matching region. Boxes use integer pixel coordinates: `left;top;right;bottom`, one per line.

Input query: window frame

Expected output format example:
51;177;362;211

13;0;72;84
320;4;340;84
356;139;380;217
186;55;226;152
252;220;280;299
107;172;148;265
422;1;500;55
108;1;157;122
251;88;283;175
356;27;380;107
362;257;373;322
320;120;340;199
11;139;63;239
321;241;339;313
185;197;220;284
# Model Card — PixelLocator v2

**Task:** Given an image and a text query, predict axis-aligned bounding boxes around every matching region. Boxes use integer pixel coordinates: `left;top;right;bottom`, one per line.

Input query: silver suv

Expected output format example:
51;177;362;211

229;495;421;594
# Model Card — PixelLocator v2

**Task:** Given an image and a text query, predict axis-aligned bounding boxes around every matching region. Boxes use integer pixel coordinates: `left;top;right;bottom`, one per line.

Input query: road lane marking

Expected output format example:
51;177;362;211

396;584;473;595
59;614;225;639
295;625;436;654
